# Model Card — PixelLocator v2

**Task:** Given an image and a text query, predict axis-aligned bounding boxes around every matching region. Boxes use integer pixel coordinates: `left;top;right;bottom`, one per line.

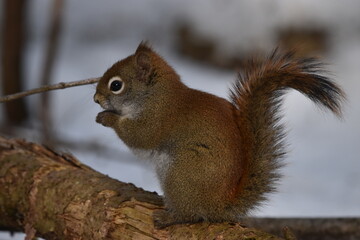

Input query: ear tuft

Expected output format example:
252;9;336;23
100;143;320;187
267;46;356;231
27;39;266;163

135;41;153;54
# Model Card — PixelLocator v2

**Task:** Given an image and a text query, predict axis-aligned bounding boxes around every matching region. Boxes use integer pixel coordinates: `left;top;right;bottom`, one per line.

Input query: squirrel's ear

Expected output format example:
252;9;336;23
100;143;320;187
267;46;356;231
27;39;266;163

135;51;151;72
135;42;153;82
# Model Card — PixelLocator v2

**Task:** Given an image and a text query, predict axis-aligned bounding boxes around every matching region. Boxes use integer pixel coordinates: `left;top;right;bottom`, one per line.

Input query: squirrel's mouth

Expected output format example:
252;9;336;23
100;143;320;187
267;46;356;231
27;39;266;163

100;109;120;115
97;100;121;115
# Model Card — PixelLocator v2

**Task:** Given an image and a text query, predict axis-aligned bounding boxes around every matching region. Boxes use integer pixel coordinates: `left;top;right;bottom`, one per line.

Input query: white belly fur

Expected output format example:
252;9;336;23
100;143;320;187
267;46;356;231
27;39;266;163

130;148;171;187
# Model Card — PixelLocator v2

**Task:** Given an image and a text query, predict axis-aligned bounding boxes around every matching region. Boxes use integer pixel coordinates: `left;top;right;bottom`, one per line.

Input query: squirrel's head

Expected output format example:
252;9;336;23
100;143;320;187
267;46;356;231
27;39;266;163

94;42;180;119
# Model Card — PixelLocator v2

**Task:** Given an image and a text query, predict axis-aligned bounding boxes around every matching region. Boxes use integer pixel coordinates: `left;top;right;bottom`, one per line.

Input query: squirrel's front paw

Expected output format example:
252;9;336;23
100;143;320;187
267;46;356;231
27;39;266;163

96;111;118;127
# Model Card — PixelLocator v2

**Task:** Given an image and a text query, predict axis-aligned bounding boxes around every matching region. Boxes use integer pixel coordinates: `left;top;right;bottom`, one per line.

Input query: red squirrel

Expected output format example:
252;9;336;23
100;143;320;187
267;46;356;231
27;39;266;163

94;42;345;228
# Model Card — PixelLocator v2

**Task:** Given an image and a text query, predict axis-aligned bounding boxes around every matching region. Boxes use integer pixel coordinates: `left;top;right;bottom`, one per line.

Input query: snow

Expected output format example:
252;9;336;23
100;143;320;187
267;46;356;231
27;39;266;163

1;0;360;239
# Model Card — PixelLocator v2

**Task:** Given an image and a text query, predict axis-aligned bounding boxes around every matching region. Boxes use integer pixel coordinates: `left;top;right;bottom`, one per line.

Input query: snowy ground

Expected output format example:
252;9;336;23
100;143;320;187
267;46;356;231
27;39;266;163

1;1;360;239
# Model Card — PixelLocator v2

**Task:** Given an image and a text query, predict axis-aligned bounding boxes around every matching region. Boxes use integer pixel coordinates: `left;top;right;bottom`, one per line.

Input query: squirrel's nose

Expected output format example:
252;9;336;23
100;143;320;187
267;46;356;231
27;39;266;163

93;93;100;104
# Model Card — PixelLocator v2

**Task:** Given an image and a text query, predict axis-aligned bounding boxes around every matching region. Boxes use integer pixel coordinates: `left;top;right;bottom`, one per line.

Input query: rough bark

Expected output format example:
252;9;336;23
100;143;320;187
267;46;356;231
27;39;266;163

0;136;284;240
244;217;360;240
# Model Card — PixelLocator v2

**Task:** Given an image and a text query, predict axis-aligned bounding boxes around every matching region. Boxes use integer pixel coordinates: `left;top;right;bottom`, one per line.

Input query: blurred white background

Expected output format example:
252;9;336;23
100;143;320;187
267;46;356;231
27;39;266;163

0;0;359;239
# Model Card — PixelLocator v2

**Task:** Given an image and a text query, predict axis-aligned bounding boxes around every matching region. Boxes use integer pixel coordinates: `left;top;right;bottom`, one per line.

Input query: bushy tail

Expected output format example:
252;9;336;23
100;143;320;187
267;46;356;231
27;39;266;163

230;50;345;214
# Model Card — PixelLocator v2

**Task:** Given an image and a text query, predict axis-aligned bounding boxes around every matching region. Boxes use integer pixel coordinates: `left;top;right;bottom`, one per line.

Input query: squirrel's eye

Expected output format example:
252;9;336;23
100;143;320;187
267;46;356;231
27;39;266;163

108;76;125;94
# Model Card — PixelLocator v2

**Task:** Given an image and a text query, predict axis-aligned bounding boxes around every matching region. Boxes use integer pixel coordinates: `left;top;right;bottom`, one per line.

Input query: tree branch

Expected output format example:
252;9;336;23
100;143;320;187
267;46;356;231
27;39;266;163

1;136;358;239
0;78;100;103
0;136;284;240
244;217;360;240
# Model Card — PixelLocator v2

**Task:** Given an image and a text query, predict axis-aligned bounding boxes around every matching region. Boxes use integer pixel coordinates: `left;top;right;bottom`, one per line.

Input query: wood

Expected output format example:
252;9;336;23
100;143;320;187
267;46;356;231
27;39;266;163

0;78;100;103
1;0;28;124
244;217;360;240
0;136;284;240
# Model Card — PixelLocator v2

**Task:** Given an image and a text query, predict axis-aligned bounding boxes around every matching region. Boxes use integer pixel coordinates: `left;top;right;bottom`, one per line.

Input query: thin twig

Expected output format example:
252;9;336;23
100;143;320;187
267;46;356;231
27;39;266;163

0;77;100;103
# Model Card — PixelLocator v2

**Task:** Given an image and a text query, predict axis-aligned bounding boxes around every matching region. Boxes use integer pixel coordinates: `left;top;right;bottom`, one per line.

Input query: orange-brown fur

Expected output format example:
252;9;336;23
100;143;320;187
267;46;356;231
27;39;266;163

94;43;345;228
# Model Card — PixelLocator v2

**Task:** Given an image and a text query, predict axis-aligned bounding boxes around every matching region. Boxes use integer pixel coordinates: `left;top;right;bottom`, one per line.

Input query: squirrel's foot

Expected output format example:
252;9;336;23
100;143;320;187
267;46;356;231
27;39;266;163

153;209;204;229
153;209;181;229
